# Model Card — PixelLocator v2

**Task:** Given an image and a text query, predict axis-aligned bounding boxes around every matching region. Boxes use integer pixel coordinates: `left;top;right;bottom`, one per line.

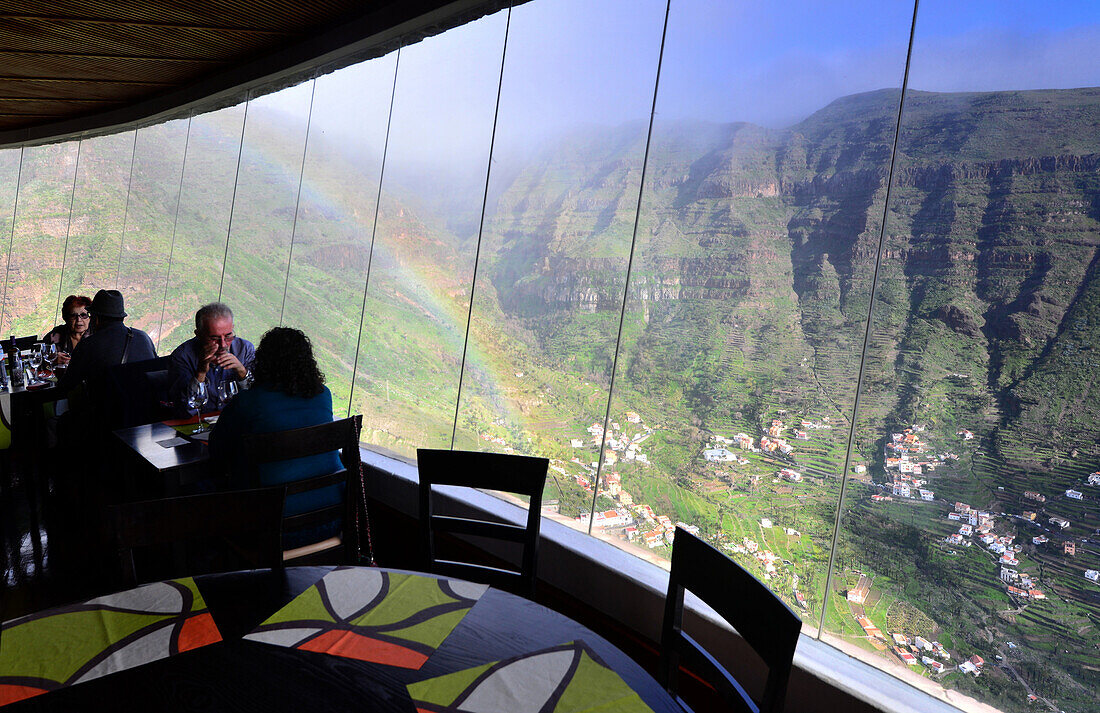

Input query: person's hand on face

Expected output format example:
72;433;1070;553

196;315;246;379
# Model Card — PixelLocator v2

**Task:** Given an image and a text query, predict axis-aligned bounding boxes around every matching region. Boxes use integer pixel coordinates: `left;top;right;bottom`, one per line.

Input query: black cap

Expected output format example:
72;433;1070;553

90;289;127;319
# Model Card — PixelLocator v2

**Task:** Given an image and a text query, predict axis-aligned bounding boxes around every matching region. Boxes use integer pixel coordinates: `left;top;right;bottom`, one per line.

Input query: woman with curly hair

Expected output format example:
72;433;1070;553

210;327;342;548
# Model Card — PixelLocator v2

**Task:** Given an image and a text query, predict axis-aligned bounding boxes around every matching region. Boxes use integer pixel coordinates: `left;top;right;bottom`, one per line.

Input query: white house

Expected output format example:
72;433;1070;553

1085;570;1100;582
1065;489;1083;500
703;448;735;462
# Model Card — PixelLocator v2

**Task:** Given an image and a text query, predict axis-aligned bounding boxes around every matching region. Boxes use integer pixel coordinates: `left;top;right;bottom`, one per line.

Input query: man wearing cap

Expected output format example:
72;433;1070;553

56;289;157;394
167;302;255;415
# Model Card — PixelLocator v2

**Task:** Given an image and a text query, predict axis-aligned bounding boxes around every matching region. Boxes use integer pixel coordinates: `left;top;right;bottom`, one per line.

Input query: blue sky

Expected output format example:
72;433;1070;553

260;0;1100;161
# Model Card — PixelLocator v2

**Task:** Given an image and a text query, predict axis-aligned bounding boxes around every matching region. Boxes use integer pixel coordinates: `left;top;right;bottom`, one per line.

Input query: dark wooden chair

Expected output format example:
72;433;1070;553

97;356;173;429
416;448;549;599
660;527;801;713
13;335;37;351
111;487;286;586
241;415;364;565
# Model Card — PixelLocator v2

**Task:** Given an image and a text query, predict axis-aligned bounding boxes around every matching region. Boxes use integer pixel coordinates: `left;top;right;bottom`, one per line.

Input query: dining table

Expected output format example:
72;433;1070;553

1;565;680;713
112;419;216;498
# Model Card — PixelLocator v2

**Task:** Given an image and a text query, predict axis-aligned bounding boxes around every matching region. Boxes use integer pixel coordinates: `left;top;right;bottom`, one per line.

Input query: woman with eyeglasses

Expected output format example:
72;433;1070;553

42;294;94;365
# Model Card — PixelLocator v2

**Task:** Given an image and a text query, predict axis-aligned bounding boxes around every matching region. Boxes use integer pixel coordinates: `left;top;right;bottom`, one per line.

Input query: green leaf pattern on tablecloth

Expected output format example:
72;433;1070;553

245;568;487;669
0;578;221;706
407;641;655;713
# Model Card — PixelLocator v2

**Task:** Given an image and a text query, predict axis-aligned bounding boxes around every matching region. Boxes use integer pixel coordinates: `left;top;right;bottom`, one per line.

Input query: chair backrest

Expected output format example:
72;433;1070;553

94;356;173;429
240;415;363;565
14;335;37;351
111;487;286;586
415;448;549;599
660;527;801;713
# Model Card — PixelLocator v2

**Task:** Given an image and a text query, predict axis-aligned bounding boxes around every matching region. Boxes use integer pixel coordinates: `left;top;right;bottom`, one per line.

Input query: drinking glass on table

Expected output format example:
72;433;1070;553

44;343;57;375
28;345;43;384
187;381;210;433
217;379;239;405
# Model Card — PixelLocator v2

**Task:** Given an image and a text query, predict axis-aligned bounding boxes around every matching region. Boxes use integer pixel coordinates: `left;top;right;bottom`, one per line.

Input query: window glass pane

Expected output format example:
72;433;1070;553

159;104;246;351
454;0;667;528
0;142;79;338
115;119;189;342
55;131;134;322
280;56;398;417
219;82;314;345
0;149;22;329
351;13;507;456
845;1;1100;709
614;0;911;640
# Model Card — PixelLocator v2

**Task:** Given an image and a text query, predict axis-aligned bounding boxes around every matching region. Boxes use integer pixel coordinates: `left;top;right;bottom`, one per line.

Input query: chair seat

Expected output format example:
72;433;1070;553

283;535;342;561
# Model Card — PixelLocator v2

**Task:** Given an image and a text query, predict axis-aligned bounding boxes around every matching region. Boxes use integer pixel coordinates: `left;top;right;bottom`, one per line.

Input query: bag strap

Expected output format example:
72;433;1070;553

120;327;134;364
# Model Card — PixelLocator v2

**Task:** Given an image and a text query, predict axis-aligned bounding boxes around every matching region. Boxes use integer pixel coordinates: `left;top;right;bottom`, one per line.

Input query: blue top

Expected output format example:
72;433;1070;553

168;335;256;414
209;384;343;548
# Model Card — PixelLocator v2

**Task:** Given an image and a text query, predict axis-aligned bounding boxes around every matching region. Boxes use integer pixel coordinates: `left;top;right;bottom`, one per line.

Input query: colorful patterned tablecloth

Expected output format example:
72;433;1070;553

245;567;488;669
0;578;221;706
407;640;656;713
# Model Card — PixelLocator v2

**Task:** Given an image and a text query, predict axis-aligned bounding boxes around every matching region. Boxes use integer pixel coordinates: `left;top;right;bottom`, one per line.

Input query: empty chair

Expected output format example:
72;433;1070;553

111;487;286;586
240;415;364;565
416;448;548;599
660;527;801;713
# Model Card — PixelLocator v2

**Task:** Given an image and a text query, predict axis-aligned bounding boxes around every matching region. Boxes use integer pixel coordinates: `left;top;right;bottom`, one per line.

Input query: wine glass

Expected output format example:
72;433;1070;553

44;343;57;376
222;379;239;403
28;345;43;384
187;381;210;433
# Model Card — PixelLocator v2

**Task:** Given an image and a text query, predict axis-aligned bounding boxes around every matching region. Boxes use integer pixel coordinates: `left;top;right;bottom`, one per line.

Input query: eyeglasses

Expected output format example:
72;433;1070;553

66;312;91;321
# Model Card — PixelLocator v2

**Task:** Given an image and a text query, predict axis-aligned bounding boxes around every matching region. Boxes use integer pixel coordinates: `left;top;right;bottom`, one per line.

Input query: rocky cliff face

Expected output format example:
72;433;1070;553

483;87;1100;465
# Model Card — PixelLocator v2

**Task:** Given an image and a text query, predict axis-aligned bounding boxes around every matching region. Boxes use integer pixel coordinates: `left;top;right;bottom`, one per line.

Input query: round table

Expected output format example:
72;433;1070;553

11;566;679;712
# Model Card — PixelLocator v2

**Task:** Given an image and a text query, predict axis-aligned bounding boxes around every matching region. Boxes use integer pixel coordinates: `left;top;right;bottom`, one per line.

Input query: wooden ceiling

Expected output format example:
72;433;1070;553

0;0;512;147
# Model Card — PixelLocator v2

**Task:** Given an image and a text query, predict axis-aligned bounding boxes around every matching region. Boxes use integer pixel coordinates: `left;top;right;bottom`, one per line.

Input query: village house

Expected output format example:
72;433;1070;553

1000;554;1019;566
1064;541;1076;556
1024;491;1046;503
1065;489;1083;500
919;489;934;501
1032;535;1048;545
1021;511;1036;521
1088;472;1100;487
847;575;872;604
1049;516;1071;529
703;447;736;462
892;482;911;498
1000;567;1017;582
1085;570;1100;582
922;657;944;673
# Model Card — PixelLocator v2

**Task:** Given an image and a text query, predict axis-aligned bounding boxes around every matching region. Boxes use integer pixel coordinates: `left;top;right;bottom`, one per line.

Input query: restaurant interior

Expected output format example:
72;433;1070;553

4;2;1092;713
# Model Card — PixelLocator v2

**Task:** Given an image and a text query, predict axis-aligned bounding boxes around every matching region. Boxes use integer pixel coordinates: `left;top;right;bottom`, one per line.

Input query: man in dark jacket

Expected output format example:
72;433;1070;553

56;289;156;395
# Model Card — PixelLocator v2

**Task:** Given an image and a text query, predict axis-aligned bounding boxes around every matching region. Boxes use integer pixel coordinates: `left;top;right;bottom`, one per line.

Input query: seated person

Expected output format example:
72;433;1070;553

43;294;93;365
209;327;342;550
168;302;255;415
56;289;157;395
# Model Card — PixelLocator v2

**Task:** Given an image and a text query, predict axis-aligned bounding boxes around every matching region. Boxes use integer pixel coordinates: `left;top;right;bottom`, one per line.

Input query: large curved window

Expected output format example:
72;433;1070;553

2;2;1099;711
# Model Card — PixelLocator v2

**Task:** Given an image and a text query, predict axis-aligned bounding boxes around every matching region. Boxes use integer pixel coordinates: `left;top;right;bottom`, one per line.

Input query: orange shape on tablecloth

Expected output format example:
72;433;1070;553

298;629;429;668
0;684;48;706
178;613;220;652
